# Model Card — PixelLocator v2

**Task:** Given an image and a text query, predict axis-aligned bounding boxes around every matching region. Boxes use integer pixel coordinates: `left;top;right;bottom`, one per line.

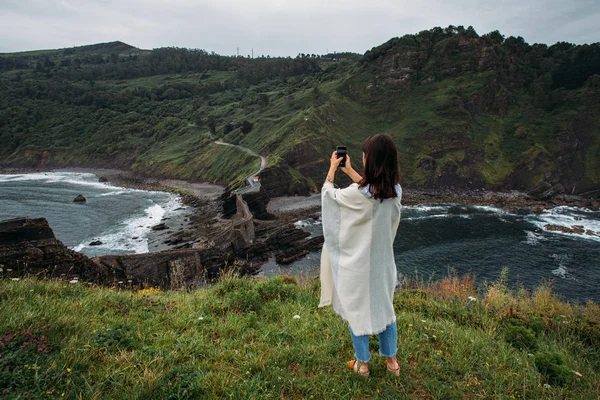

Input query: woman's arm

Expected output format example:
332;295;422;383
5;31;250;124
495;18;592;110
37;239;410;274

340;154;362;183
325;151;342;184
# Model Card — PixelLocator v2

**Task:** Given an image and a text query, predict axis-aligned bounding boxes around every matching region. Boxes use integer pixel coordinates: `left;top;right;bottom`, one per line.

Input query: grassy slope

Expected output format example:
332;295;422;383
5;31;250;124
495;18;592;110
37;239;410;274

1;39;599;193
1;275;599;399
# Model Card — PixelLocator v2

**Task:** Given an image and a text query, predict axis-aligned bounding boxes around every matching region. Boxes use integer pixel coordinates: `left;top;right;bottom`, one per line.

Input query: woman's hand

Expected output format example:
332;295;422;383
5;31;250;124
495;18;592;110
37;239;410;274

339;154;353;174
330;151;344;170
328;151;362;184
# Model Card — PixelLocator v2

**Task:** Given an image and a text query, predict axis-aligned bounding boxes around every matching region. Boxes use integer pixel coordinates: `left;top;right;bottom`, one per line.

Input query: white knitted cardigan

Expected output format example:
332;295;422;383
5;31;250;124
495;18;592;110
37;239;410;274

319;181;402;336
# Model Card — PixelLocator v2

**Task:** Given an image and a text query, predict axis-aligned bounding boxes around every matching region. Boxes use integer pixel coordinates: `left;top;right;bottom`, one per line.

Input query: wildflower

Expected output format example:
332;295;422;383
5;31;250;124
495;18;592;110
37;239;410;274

420;320;426;323
543;384;551;389
67;368;71;373
69;280;78;284
468;296;477;301
198;317;204;321
0;268;3;272
11;278;20;281
7;269;12;272
573;371;583;377
293;315;301;319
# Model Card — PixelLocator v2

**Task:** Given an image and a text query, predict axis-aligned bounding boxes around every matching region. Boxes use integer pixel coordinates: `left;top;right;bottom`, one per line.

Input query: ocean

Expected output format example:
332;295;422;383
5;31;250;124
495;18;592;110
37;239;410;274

269;203;600;303
0;172;189;257
2;172;600;303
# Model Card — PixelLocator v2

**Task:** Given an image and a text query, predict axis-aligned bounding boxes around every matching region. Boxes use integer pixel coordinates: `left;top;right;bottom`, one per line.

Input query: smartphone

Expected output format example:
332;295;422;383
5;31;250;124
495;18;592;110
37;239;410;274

336;146;347;167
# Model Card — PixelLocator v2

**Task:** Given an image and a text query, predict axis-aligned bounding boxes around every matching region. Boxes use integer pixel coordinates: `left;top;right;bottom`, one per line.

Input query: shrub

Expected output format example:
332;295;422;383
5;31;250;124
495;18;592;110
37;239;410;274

504;324;537;350
534;352;572;387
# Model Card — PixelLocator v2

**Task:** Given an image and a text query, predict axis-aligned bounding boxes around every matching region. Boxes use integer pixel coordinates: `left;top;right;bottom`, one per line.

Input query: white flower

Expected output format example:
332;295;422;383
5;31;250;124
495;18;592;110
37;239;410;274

420;320;426;323
69;280;78;284
7;269;13;272
198;316;204;321
543;384;552;389
573;371;583;377
0;268;3;272
293;315;301;319
10;278;20;281
468;296;477;302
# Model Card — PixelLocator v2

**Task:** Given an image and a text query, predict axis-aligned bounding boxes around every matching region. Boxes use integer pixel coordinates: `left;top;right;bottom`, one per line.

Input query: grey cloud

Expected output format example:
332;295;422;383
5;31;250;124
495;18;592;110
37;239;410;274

0;0;598;55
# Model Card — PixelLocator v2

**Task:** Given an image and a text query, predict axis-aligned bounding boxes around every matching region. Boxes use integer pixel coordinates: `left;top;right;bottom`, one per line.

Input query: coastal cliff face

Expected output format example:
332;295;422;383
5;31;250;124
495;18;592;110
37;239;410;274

1;28;598;198
0;217;260;288
328;28;600;197
0;217;107;281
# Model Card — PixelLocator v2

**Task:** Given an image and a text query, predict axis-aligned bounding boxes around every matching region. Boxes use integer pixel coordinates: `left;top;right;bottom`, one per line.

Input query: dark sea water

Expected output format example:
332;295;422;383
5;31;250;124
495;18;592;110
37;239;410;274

3;172;600;303
0;172;185;257
272;204;600;303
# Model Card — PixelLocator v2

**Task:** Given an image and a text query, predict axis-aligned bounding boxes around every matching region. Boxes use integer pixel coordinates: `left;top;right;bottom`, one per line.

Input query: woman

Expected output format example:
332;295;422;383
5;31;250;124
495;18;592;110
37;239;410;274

319;133;402;377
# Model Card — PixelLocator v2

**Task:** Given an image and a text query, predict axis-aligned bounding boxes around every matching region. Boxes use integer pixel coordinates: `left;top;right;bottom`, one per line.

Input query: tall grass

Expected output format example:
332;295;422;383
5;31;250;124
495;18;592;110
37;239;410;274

0;272;598;399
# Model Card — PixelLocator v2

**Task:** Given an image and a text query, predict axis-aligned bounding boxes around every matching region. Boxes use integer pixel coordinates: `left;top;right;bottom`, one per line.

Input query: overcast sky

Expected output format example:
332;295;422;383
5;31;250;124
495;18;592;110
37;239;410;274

1;0;599;56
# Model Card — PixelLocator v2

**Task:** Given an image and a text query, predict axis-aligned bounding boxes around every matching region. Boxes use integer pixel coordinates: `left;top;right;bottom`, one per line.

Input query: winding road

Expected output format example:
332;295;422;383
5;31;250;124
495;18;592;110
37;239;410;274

213;140;266;194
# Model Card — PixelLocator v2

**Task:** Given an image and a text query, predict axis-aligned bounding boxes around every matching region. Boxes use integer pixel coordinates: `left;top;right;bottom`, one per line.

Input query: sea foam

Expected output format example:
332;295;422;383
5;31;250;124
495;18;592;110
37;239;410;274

73;194;183;255
526;206;600;242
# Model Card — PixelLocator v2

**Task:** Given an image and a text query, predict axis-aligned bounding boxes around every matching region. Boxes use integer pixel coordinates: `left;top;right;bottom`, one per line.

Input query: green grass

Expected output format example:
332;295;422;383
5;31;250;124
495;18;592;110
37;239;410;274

1;273;598;399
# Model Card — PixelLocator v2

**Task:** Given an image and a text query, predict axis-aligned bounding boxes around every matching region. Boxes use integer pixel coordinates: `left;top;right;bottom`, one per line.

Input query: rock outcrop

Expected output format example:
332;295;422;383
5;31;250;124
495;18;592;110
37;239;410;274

0;217;260;288
544;224;599;237
93;248;260;289
0;217;107;281
73;194;87;203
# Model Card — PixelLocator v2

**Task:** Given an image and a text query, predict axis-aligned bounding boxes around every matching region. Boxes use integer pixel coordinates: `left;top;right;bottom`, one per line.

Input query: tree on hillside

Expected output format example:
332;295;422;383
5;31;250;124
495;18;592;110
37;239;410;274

240;120;253;134
483;30;505;45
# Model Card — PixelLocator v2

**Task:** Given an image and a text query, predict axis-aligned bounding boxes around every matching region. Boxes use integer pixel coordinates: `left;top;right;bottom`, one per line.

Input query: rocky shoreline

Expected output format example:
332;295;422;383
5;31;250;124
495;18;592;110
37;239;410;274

2;166;599;284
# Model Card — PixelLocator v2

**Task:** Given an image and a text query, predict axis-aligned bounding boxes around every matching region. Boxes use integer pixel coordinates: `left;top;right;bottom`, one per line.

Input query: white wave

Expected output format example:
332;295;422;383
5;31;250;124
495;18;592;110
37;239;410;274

550;254;575;280
523;231;548;246
97;190;129;197
526;206;600;242
403;214;453;221
73;203;164;253
0;172;112;190
73;194;183;254
547;205;596;214
470;205;511;216
552;265;569;279
403;205;450;212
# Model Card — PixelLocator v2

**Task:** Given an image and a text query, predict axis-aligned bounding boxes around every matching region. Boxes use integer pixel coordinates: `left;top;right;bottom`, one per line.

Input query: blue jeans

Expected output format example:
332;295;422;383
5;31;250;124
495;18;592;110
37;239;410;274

349;321;397;363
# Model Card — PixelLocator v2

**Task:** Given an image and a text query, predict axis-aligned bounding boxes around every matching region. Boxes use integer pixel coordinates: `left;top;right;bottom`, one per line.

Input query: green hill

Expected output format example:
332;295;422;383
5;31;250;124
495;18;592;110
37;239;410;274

0;274;599;398
1;27;599;196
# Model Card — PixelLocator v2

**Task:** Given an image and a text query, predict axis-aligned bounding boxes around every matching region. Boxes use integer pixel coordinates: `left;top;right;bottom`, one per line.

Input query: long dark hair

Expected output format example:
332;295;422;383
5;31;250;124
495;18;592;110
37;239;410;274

359;134;400;201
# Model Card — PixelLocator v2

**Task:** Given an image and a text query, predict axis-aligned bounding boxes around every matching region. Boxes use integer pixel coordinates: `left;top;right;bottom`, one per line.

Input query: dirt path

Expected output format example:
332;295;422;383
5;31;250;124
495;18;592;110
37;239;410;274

213;140;267;194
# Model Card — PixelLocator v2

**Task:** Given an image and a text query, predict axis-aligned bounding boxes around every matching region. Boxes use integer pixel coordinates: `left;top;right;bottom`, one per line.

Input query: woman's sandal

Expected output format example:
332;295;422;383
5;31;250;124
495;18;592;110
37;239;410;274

385;360;400;377
347;360;369;377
